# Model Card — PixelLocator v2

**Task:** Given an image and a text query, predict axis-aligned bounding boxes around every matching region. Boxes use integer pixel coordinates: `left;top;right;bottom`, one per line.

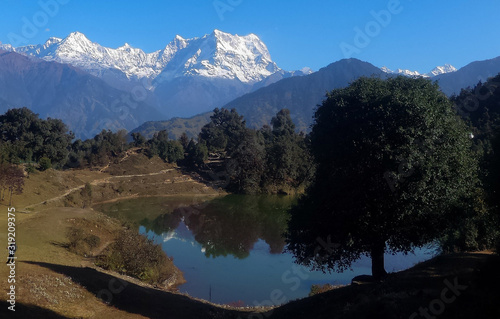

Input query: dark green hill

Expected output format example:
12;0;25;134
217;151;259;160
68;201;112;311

0;50;164;139
130;112;213;140
223;58;386;132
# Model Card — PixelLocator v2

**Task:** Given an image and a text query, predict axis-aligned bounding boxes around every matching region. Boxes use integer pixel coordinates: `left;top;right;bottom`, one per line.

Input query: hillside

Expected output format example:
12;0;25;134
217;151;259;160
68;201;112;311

223;58;385;132
435;56;500;96
130;112;213;140
0;50;164;139
0;151;498;318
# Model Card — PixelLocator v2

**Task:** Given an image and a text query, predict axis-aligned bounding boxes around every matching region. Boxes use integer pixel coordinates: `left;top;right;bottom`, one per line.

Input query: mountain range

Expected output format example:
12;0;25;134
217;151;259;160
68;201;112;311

381;64;457;78
1;30;500;139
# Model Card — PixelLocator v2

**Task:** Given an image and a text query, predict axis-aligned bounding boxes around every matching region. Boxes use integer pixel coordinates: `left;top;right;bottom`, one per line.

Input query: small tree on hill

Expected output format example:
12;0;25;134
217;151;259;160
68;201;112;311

287;76;479;280
39;157;52;171
0;164;25;206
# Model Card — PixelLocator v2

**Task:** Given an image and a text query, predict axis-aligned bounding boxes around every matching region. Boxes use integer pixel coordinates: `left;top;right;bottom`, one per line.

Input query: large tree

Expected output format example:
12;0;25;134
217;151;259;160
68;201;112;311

287;76;479;279
263;109;313;192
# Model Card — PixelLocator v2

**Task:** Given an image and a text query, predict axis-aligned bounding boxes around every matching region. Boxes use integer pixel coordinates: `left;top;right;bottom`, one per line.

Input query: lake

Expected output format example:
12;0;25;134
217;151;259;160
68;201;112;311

94;195;436;306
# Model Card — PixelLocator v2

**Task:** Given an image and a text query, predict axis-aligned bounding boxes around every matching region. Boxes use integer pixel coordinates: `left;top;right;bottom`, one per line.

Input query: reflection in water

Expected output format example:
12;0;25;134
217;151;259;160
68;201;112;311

146;195;294;259
96;195;435;305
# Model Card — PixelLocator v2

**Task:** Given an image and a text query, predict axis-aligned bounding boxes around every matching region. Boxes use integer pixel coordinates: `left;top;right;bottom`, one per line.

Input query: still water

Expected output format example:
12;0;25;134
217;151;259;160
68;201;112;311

95;195;435;306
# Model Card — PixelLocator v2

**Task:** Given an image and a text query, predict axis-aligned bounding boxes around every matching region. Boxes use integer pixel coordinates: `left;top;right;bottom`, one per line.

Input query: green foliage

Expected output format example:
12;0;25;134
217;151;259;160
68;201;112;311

96;229;175;285
226;130;266;194
199;108;246;153
179;132;190;150
198;107;313;194
287;76;480;278
452;75;500;252
184;139;208;167
25;164;36;176
146;130;185;163
0;107;74;167
452;74;500;152
131;132;146;147
38;157;52;171
165;140;184;163
69;129;129;168
440;189;497;252
262;109;314;192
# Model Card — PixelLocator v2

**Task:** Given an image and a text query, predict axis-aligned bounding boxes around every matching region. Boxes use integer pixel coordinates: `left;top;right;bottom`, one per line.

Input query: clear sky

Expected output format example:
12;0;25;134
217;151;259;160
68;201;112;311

0;0;499;73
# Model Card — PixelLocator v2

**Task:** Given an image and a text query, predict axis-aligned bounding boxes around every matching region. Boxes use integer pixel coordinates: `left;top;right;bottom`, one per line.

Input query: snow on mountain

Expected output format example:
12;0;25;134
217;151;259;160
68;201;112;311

381;64;457;78
155;29;281;83
426;64;457;77
5;30;284;84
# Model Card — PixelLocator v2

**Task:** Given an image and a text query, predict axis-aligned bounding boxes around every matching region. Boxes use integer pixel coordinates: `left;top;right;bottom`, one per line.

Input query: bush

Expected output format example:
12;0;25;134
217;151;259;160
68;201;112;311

66;227;101;256
96;229;176;286
309;284;337;296
38;157;52;171
25;164;36;176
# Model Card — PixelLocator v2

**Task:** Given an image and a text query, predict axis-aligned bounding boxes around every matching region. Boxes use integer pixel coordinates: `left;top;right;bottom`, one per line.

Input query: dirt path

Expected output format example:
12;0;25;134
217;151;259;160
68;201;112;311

22;169;176;211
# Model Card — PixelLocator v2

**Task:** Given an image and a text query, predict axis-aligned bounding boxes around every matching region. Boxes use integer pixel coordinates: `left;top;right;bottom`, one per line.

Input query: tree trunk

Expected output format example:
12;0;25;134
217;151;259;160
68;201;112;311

9;188;13;206
371;241;387;281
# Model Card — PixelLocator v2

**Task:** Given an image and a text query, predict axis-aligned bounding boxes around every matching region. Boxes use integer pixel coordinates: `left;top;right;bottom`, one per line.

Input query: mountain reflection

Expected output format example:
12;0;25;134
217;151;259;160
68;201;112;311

146;195;294;259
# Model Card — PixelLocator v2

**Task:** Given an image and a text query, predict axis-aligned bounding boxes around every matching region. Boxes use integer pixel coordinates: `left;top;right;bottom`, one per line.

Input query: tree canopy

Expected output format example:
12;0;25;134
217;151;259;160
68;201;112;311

287;76;480;279
198;107;313;194
0;107;74;167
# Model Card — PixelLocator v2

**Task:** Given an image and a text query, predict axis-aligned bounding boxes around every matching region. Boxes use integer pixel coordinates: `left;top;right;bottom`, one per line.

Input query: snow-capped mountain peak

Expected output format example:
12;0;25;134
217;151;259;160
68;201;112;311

381;64;457;78
427;64;457;77
6;30;282;84
43;37;62;47
155;29;281;83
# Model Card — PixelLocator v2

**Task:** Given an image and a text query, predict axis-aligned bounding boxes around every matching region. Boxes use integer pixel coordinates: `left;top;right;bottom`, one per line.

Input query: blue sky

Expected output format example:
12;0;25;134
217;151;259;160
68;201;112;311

0;0;499;73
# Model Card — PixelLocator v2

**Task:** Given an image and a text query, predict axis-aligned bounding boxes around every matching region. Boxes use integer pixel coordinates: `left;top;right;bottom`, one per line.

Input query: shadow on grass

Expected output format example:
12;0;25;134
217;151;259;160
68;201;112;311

49;241;70;250
0;301;69;318
24;261;242;319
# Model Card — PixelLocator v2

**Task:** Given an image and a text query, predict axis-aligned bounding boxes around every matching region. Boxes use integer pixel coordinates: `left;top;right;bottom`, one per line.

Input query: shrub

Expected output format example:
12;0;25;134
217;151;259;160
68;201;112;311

309;283;337;296
25;164;36;176
38;157;52;171
66;226;101;256
96;229;176;286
